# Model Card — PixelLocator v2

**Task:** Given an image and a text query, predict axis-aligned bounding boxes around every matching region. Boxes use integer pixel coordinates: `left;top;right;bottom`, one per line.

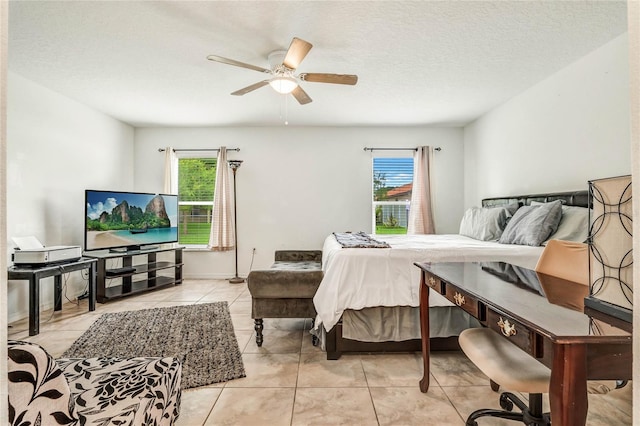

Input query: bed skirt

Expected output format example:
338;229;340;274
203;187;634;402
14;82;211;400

313;305;480;359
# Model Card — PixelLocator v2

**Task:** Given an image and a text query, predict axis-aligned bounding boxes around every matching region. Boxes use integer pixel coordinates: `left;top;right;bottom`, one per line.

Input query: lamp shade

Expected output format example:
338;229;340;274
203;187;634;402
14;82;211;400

269;76;298;94
586;175;633;327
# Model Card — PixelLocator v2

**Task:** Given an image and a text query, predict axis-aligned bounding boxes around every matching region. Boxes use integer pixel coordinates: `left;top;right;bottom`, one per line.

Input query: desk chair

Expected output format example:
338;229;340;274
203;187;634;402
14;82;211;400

461;240;627;425
460;327;551;425
459;240;586;426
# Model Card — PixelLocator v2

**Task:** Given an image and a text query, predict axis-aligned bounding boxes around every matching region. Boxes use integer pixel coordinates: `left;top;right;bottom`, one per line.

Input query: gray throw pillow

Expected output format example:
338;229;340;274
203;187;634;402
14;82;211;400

530;202;589;245
498;200;563;246
459;207;510;241
503;202;520;217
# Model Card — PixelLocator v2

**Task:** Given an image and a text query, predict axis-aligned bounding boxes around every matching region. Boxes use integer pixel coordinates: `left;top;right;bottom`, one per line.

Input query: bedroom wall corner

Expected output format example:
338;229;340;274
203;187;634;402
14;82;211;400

6;73;135;323
463;33;631;207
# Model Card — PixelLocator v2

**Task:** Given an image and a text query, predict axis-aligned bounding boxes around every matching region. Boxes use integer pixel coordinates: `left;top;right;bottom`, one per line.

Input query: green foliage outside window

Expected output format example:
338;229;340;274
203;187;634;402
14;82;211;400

373;171;388;201
178;158;217;245
178;158;217;201
375;225;407;234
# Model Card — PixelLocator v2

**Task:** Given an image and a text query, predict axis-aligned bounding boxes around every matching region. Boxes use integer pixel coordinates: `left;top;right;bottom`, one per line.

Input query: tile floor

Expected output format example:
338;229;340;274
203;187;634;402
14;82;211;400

8;279;633;425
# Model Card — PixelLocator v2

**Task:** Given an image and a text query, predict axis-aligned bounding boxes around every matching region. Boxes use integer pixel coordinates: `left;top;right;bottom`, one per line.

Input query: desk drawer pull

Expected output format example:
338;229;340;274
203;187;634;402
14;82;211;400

498;317;517;337
453;292;465;306
428;276;436;288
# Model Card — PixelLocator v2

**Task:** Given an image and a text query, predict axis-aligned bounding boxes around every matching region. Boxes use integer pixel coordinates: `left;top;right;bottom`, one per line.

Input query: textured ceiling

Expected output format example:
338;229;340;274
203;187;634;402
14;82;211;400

8;1;628;127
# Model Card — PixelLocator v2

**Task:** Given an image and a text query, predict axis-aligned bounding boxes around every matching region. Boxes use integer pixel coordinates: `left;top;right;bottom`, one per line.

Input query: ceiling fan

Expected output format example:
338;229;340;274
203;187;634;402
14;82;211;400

206;37;358;105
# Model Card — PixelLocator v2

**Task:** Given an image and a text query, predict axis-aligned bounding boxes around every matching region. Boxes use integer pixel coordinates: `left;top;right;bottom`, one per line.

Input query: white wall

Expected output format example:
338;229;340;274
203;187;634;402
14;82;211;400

134;127;464;278
628;0;639;410
1;0;8;415
6;72;134;322
463;33;631;207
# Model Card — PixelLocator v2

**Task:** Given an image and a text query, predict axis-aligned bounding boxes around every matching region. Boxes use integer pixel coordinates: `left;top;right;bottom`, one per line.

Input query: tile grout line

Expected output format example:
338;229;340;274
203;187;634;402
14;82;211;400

289;332;305;426
438;385;473;424
199;387;223;426
362;356;382;426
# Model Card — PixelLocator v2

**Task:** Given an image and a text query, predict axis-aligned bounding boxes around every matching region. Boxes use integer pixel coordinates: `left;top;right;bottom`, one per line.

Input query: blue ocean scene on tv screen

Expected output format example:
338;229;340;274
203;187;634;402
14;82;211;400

107;227;178;244
85;190;179;250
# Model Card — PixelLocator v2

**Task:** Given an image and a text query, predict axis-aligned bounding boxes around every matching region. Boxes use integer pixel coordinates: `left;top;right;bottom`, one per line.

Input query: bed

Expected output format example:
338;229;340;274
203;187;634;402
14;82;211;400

313;190;589;359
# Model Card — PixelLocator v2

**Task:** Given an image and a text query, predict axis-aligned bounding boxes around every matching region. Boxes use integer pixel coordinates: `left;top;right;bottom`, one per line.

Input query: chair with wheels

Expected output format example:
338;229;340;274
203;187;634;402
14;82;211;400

459;327;551;425
460;239;626;425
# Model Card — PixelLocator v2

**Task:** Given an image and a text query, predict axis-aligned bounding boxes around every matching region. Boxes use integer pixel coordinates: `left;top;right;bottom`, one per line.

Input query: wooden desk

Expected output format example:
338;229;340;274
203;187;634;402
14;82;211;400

8;258;97;336
415;261;631;426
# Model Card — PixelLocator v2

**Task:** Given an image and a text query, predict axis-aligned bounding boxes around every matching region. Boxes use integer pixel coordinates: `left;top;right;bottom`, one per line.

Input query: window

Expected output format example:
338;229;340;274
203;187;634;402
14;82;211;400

177;157;217;245
372;157;414;234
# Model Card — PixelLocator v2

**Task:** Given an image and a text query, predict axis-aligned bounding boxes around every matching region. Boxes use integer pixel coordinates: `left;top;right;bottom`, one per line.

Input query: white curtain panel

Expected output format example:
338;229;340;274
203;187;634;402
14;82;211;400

163;147;178;194
407;146;436;234
208;147;235;251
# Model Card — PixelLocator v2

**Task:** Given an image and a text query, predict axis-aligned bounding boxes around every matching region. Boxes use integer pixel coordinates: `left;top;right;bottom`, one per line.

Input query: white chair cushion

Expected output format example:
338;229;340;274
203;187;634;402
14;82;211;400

459;327;551;394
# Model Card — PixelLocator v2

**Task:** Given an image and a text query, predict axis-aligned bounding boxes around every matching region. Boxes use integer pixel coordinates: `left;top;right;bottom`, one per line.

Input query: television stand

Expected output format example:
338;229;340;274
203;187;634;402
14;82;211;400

109;245;159;254
109;247;136;254
84;246;183;303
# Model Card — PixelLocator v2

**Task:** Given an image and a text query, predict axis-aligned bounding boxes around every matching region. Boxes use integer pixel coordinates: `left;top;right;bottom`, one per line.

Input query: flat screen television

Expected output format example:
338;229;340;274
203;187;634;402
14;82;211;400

85;190;179;252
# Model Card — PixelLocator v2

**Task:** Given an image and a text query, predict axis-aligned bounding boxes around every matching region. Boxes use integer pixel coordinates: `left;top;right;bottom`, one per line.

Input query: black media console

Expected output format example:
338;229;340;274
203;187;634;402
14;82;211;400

84;246;183;303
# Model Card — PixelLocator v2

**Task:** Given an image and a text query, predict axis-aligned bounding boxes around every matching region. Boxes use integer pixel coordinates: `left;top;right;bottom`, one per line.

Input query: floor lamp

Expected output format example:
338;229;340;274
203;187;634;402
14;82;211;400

228;159;244;284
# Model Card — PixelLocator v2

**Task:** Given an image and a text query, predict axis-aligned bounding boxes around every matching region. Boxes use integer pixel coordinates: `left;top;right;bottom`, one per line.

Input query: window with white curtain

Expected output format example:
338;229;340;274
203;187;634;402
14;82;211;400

177;157;217;245
372;157;414;234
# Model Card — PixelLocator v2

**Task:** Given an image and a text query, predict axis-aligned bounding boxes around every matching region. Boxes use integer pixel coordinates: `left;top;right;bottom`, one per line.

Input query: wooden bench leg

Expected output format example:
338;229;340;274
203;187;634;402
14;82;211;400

310;317;319;346
254;319;264;347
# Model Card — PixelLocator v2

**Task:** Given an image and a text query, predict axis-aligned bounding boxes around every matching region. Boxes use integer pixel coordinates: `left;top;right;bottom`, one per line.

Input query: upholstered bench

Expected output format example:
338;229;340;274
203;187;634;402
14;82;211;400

247;250;323;346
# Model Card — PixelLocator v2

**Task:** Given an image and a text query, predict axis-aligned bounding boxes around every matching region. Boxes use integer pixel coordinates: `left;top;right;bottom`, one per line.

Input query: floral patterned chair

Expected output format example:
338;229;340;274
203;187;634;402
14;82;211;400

8;340;182;426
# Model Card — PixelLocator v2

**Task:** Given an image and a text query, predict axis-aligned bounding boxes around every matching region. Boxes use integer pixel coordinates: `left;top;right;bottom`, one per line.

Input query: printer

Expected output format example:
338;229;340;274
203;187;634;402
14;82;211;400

12;236;82;266
13;246;82;266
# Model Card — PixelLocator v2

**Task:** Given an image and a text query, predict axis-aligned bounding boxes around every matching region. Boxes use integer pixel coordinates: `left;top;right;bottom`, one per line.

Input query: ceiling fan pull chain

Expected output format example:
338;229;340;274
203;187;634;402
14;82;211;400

284;94;289;126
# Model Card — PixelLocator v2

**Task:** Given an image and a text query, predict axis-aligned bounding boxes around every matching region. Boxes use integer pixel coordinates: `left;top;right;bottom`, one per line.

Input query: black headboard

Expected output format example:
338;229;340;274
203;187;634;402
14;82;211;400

481;190;589;209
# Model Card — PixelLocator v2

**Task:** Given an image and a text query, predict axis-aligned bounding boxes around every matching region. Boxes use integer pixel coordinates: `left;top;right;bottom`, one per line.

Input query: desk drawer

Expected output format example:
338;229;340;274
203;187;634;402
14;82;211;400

487;309;532;354
444;285;480;318
425;272;444;294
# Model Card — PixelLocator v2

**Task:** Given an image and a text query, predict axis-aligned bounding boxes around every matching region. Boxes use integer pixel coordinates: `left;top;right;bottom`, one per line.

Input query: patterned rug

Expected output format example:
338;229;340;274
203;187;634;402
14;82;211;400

62;302;246;389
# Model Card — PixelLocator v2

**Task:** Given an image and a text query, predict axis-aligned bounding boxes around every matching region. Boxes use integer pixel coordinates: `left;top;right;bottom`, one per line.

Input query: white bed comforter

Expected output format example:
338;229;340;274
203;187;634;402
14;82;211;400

313;233;544;331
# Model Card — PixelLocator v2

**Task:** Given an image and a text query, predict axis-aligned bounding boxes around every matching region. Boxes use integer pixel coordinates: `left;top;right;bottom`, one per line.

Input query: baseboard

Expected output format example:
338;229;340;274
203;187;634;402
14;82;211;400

8;288;88;324
183;273;243;280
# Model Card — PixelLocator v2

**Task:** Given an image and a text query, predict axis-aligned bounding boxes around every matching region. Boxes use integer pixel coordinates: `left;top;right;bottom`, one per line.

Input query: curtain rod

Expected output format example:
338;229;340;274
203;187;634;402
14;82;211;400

363;147;441;152
158;148;240;152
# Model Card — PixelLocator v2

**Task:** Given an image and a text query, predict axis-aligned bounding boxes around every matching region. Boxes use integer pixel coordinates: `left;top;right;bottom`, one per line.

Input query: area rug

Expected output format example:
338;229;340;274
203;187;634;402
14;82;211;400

62;302;245;389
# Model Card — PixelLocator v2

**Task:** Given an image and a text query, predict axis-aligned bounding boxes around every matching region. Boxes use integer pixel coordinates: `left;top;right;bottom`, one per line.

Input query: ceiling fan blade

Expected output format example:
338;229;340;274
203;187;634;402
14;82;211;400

207;55;270;73
301;73;358;85
291;86;312;105
231;80;270;96
283;37;313;70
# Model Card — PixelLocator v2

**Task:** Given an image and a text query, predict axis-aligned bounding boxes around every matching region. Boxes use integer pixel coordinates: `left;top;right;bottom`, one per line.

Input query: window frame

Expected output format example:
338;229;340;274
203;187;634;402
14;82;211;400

176;153;217;248
371;154;414;235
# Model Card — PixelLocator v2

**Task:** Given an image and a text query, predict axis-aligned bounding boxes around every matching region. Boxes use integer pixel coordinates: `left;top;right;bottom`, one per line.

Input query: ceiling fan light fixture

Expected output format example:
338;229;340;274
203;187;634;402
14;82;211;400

207;37;357;105
269;76;298;94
